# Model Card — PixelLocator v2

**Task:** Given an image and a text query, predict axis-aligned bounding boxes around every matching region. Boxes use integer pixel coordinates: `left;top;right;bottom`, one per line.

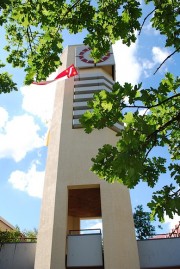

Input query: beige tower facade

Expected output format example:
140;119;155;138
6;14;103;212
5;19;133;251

34;45;140;269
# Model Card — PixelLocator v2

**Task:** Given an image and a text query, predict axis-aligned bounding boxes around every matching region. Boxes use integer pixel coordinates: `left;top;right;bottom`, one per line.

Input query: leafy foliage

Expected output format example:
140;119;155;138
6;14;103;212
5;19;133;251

133;205;160;240
0;0;179;86
0;0;178;89
0;0;142;87
0;61;17;93
145;0;180;50
81;73;180;221
0;227;23;243
0;226;37;243
23;228;38;242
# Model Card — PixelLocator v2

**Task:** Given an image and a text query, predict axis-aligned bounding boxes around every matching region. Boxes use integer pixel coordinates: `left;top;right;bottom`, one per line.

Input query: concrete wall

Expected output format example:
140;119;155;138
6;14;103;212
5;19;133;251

1;238;180;268
0;242;36;269
137;237;180;268
67;234;103;267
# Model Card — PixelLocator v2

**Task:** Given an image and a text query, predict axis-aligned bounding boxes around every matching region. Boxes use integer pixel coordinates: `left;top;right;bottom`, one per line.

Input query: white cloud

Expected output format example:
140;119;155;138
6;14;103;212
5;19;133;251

152;47;169;64
0;107;8;128
8;164;45;198
143;22;160;36
113;39;142;85
81;219;103;233
123;96;130;105
164;214;180;231
138;108;149;116
90;221;103;231
21;71;57;125
0;71;58;162
141;46;170;77
142;59;155;70
0;114;44;162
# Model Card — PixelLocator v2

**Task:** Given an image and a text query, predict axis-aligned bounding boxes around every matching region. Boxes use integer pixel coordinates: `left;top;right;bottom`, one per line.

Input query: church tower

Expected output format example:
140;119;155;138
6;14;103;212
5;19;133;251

34;45;140;269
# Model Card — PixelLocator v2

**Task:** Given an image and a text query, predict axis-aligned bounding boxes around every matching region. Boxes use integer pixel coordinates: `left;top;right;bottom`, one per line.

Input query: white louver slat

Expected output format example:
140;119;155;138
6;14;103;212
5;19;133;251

73;70;123;132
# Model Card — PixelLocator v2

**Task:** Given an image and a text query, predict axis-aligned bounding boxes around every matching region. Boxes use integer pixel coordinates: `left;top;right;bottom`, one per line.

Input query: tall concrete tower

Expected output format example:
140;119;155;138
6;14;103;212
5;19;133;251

34;45;140;269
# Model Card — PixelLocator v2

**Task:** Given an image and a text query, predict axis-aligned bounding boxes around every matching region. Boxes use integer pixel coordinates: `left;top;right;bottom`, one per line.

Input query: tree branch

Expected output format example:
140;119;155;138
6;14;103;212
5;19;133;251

123;93;180;110
148;93;180;109
169;188;180;198
57;0;83;32
153;47;180;75
139;8;156;36
144;139;157;159
26;27;33;54
146;111;180;142
64;0;82;17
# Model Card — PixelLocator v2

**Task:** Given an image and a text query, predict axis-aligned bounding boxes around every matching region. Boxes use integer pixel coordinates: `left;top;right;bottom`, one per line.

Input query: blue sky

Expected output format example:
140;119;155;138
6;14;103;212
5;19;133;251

0;6;179;234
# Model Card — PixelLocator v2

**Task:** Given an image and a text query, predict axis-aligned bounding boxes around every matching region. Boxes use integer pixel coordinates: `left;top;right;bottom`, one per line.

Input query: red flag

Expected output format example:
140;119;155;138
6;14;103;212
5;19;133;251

32;64;78;85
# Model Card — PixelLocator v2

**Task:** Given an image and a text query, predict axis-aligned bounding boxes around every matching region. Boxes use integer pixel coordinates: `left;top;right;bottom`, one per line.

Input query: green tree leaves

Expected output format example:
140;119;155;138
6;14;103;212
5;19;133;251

0;61;17;93
0;0;143;87
80;73;180;220
0;0;179;88
0;227;37;243
133;205;159;239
